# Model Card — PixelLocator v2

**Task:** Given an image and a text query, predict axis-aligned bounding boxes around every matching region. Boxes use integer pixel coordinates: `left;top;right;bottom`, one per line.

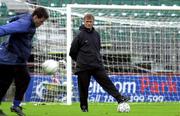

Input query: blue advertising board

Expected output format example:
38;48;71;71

25;75;180;102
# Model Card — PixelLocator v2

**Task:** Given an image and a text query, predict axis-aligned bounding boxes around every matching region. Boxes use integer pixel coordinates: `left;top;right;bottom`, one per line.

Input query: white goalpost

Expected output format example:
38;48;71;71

66;4;180;74
22;3;180;104
66;4;180;103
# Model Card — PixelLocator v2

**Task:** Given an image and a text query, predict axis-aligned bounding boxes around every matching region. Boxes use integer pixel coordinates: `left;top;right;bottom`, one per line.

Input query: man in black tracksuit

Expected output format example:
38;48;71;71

69;14;130;112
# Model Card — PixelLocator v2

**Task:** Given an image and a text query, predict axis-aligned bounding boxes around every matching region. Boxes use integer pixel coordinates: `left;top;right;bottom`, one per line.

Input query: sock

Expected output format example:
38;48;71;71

13;100;21;107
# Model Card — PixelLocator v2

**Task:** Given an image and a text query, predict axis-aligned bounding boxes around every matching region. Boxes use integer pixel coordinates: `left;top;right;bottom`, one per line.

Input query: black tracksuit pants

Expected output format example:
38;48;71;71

77;68;122;110
0;64;30;103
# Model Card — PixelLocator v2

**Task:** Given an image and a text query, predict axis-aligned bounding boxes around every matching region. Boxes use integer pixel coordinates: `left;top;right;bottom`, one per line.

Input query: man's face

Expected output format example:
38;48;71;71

84;18;94;29
33;15;47;27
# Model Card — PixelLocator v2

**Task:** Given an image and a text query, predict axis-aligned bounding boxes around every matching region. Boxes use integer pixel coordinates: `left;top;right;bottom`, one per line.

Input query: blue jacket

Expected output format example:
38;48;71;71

0;13;36;65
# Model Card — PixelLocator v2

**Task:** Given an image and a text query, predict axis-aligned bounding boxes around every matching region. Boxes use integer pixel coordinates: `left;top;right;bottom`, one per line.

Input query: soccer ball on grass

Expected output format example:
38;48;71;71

117;102;130;113
42;59;59;74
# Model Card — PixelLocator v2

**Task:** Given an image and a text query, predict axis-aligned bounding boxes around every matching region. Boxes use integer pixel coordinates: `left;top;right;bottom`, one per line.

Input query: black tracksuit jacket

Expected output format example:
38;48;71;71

69;25;104;73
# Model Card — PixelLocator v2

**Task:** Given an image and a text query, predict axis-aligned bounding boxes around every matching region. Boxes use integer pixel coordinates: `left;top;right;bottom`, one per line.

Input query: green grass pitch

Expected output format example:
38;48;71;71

0;102;179;116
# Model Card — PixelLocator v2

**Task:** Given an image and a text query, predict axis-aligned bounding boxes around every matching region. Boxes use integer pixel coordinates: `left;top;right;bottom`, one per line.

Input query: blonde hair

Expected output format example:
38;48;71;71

83;14;94;21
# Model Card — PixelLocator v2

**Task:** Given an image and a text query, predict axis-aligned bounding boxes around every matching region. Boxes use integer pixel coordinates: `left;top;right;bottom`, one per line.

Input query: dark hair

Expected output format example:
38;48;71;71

32;7;49;19
84;14;94;21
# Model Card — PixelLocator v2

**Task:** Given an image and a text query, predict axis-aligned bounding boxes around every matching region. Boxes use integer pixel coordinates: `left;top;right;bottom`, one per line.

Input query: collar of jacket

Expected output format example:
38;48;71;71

79;25;94;33
30;15;36;28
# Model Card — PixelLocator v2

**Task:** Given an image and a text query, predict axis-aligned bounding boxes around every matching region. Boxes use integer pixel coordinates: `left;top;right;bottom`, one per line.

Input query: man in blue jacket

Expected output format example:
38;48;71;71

69;14;130;112
0;7;49;116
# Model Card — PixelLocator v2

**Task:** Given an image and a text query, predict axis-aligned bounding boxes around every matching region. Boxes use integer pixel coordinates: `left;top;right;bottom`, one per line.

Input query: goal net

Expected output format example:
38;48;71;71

66;4;180;102
25;3;180;104
22;3;72;105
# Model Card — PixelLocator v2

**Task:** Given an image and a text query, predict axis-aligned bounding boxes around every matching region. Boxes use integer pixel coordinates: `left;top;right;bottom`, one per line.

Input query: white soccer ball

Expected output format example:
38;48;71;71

42;59;59;74
117;103;130;113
